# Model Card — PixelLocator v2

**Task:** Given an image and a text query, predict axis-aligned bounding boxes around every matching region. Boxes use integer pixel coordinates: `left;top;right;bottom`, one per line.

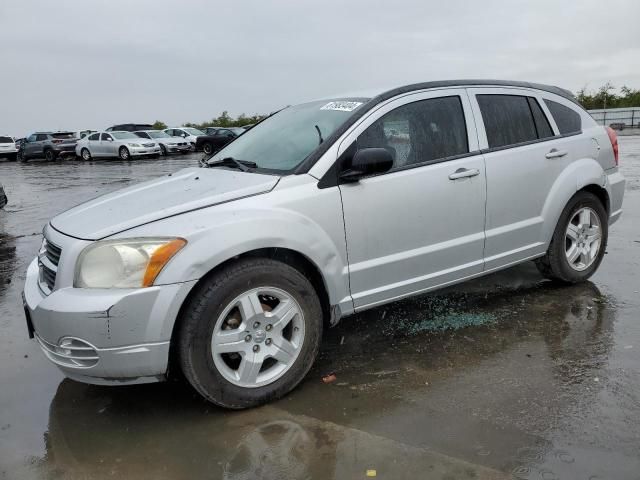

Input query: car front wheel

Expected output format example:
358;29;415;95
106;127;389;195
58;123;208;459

536;191;608;283
178;258;323;409
80;148;91;161
119;146;130;160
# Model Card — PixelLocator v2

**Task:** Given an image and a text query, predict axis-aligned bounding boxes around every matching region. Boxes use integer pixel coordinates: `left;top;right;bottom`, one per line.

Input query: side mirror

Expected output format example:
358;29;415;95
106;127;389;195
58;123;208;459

339;148;393;182
182;133;187;138
107;138;113;142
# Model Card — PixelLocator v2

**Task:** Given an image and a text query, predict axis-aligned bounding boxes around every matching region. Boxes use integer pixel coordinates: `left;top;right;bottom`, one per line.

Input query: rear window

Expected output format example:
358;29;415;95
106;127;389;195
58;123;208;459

0;136;13;143
51;132;74;139
477;95;552;149
544;99;582;134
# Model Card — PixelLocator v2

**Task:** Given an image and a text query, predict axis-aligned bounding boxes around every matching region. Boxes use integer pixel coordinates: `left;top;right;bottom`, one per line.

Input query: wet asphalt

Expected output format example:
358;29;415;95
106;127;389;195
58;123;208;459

0;139;639;480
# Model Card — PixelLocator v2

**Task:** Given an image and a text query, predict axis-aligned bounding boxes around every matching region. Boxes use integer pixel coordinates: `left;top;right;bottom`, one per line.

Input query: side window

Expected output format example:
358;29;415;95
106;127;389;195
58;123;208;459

136;132;149;139
27;134;37;142
544;99;582;135
477;95;539;148
36;134;48;141
355;96;469;169
88;133;100;141
100;133;113;141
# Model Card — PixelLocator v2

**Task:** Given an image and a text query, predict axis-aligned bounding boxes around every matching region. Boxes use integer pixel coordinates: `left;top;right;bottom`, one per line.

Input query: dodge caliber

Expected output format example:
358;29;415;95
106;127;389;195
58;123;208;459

24;80;625;408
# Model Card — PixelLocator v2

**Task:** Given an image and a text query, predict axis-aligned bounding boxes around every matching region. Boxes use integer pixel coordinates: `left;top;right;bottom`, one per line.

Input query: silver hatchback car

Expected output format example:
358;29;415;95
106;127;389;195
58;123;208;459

24;80;625;408
75;131;161;160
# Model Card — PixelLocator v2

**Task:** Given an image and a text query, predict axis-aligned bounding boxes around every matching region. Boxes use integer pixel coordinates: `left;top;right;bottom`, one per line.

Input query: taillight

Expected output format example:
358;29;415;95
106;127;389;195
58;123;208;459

605;127;619;166
51;139;65;144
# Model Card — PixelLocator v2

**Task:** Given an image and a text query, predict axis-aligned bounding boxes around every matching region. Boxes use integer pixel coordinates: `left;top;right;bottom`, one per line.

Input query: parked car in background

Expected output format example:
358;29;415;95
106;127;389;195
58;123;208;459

0;182;7;209
196;127;245;155
19;132;78;161
75;131;161;160
23;80;624;409
163;127;205;150
134;130;190;155
71;130;97;139
0;136;18;161
106;123;154;132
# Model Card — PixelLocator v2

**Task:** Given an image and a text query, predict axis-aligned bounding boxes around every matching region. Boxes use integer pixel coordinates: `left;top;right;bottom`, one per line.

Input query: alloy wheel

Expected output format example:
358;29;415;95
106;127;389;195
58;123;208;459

211;286;305;388
565;207;602;271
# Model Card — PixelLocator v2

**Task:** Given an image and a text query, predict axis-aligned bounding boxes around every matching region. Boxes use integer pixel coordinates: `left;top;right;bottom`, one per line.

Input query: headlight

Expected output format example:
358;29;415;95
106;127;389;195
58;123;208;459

128;143;142;147
75;238;186;288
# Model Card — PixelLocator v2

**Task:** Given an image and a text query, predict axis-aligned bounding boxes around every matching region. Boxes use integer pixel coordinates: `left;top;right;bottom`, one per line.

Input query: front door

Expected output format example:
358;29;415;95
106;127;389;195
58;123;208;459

338;90;487;310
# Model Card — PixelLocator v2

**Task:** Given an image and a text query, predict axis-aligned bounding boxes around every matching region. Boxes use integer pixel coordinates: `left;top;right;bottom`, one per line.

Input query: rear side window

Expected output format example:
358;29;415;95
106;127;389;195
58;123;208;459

356;96;469;169
0;136;12;143
544;99;582;134
88;133;100;141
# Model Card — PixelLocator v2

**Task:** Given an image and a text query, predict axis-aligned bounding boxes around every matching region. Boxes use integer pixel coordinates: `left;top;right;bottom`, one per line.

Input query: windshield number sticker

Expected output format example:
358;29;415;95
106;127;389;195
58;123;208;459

320;101;363;112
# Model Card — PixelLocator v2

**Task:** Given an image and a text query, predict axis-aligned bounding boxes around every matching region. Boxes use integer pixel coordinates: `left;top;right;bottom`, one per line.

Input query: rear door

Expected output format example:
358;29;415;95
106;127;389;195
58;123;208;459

467;87;571;270
338;89;487;309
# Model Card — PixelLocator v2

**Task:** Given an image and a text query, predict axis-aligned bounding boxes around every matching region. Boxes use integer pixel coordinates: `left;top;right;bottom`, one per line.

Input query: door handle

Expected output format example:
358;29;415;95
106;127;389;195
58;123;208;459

545;148;568;159
448;168;480;180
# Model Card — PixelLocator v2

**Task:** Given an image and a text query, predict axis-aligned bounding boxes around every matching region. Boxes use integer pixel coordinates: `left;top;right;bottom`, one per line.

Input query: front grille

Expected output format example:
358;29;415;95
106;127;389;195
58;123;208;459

142;143;155;148
40;239;62;293
42;265;56;290
45;240;61;265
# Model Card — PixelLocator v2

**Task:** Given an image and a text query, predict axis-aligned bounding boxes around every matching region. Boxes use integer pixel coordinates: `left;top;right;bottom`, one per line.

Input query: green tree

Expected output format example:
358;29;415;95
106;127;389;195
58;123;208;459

152;120;167;130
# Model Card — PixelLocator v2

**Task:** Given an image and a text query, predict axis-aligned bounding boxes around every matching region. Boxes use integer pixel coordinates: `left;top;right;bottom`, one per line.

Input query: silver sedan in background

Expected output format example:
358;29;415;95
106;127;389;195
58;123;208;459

75;131;161;160
133;130;191;156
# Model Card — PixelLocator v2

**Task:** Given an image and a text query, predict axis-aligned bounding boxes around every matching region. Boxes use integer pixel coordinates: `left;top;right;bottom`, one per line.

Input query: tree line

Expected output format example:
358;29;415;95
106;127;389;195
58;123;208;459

575;83;640;110
150;84;640;131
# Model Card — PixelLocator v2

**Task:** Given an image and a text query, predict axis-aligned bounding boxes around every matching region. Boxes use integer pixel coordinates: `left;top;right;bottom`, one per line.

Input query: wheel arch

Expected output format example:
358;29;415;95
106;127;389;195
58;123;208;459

166;246;333;378
541;157;609;245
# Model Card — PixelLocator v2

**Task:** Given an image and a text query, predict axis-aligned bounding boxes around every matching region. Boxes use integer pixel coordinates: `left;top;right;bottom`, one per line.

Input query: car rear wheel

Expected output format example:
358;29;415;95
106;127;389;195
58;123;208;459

202;142;213;155
80;148;91;161
536;191;608;283
160;144;167;156
178;258;323;409
118;146;130;160
44;149;56;161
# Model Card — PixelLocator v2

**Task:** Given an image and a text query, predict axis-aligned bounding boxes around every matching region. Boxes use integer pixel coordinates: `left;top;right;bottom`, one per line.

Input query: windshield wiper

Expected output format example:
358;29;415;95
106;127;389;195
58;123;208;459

207;157;257;172
314;125;324;145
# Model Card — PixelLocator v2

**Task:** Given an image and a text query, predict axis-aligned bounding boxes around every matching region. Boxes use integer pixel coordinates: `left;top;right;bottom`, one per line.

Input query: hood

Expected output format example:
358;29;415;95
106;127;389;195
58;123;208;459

50;167;279;240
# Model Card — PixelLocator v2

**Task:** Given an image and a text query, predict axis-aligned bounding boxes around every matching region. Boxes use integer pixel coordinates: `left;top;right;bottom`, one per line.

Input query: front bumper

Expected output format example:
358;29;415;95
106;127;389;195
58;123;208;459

167;144;191;153
130;146;161;157
23;257;197;385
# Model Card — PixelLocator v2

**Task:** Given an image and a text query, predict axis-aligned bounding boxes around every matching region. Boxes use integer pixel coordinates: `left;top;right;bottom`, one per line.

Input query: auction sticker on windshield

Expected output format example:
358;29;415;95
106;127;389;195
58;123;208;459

320;101;363;112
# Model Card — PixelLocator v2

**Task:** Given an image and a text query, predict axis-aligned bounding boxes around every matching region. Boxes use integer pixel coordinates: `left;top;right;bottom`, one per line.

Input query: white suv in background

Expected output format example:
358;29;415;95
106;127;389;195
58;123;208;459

0;135;18;161
163;127;204;150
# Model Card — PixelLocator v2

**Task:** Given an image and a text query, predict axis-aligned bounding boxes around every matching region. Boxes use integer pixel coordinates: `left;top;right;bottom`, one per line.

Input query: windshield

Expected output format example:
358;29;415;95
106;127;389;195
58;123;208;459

111;131;139;140
184;128;204;136
230;127;246;135
147;131;171;138
208;98;368;171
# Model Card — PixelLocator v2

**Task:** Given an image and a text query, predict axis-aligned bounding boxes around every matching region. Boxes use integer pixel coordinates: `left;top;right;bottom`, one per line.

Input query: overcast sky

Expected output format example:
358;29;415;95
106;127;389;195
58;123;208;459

1;0;639;136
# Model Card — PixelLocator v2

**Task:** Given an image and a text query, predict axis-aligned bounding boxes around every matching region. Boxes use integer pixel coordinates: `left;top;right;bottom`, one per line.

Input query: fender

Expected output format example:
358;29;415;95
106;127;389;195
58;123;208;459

115;176;352;315
540;157;607;245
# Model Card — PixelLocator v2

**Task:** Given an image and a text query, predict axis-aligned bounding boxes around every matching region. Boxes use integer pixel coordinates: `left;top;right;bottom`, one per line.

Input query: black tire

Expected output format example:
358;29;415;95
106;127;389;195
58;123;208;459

178;258;323;409
18;150;26;162
160;144;167;156
118;146;130;160
535;191;608;283
80;148;91;161
202;142;213;155
44;149;56;161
